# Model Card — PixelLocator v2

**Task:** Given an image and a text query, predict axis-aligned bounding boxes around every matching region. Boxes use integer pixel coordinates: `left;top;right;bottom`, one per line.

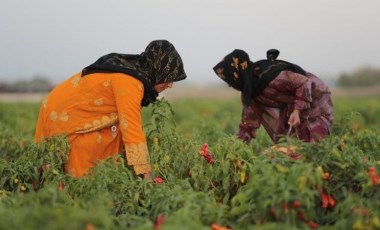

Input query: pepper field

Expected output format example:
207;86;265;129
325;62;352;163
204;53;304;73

0;96;379;230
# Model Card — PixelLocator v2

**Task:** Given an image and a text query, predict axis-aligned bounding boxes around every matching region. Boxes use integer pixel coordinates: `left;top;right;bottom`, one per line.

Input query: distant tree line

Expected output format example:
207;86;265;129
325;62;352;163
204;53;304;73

336;66;380;87
0;77;54;93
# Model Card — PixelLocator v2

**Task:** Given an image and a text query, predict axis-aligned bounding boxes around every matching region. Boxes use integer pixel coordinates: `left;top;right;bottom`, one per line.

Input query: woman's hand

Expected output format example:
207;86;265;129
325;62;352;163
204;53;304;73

143;172;151;180
288;109;301;127
236;124;254;144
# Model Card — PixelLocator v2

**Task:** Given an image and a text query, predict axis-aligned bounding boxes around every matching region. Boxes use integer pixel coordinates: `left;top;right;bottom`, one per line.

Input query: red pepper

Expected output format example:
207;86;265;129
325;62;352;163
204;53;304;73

270;208;277;219
322;172;330;180
327;195;336;208
321;190;329;208
307;221;319;229
321;190;336;208
153;177;165;184
297;211;305;221
282;203;289;213
372;175;379;185
59;180;64;191
293;200;301;209
153;214;166;230
211;223;231;230
30;179;36;190
199;143;215;164
368;166;376;176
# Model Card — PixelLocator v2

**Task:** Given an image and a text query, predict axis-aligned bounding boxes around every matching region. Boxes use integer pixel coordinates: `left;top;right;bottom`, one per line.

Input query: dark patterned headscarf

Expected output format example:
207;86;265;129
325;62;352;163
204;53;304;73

213;49;251;91
82;40;187;106
213;49;306;106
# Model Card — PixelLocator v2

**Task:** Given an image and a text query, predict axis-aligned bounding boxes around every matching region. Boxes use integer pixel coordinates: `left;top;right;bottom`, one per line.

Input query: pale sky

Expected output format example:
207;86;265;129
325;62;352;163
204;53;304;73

1;0;379;85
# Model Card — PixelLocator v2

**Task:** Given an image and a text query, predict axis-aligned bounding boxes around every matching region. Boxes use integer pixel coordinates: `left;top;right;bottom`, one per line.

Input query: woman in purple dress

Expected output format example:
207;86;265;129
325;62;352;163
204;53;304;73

213;49;333;143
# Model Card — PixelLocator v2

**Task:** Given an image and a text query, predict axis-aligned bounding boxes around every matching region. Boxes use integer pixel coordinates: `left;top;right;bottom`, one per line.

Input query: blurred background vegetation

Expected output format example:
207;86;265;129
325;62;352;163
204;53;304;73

1;66;380;93
336;66;380;87
0;76;53;93
0;64;379;137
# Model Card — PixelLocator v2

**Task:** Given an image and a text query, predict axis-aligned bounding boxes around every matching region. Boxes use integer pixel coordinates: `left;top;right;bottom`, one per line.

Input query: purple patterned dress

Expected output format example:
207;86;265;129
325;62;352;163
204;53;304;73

237;70;333;143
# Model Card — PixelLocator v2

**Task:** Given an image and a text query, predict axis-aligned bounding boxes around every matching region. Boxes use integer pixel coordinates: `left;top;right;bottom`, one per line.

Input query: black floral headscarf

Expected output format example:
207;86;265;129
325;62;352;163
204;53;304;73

213;49;251;91
213;49;306;106
82;40;187;106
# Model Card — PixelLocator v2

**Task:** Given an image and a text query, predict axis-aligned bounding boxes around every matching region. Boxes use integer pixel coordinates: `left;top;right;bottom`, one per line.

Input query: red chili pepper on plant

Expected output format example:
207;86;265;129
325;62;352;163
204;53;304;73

372;175;379;185
153;177;165;184
321;190;335;208
59;180;65;191
368;166;376;176
293;200;301;209
199;143;215;164
321;190;329;208
368;166;379;185
307;221;319;229
282;203;289;213
154;214;166;230
270;208;277;219
297;210;305;221
327;194;336;208
29;179;36;191
211;223;232;230
322;172;330;180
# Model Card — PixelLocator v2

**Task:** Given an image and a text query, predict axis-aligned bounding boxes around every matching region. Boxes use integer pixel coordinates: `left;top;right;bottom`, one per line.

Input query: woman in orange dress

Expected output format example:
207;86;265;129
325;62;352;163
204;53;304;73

35;40;187;178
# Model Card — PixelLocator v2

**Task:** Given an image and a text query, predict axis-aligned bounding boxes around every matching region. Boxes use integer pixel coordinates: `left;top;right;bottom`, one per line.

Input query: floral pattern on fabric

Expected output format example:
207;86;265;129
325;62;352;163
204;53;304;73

75;113;118;134
71;74;81;87
237;71;333;143
134;164;152;175
81;40;187;107
125;143;149;166
35;73;151;177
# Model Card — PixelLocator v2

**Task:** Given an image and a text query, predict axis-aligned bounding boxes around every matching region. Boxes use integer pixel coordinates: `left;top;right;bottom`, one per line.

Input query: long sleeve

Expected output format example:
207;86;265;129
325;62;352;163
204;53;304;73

112;74;151;175
270;71;312;111
236;103;261;143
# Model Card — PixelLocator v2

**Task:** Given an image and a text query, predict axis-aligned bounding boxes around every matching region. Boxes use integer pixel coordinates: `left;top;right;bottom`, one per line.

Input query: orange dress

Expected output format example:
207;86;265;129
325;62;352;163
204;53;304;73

35;72;151;177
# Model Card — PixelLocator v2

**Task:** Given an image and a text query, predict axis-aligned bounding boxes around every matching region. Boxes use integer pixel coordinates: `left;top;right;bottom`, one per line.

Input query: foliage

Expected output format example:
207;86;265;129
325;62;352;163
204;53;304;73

0;102;40;136
0;97;380;229
336;66;380;87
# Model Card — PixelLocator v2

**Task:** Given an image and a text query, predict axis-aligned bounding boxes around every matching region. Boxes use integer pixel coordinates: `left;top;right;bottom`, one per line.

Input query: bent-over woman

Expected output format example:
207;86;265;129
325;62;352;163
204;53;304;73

213;49;333;144
35;40;187;178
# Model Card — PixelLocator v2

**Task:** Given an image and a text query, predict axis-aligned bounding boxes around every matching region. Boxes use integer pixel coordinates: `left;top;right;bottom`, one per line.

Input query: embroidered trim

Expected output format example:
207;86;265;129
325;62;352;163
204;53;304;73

134;164;151;175
125;143;149;166
75;114;118;134
71;75;81;88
